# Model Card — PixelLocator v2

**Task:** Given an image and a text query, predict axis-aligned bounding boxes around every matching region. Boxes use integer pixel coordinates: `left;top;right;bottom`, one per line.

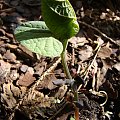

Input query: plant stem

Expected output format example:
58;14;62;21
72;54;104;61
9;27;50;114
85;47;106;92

61;39;79;120
61;39;72;79
75;106;79;120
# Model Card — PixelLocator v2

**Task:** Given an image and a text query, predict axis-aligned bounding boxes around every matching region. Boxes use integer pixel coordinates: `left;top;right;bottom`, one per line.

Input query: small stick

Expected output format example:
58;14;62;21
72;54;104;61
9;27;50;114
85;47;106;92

78;21;120;47
77;44;101;91
83;46;101;87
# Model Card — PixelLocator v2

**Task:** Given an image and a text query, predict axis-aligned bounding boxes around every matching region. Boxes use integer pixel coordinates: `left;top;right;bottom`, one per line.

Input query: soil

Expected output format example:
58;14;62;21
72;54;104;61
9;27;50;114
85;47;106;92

0;0;120;120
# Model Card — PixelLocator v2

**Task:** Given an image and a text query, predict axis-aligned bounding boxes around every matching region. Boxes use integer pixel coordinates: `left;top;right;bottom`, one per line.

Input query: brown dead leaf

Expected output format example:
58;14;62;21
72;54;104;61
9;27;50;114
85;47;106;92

69;37;88;47
17;45;37;61
3;50;16;62
34;61;46;76
98;44;112;59
18;71;36;87
78;45;93;61
6;43;18;49
54;85;68;99
102;58;113;69
23;89;55;108
5;32;14;39
27;67;34;75
36;74;57;91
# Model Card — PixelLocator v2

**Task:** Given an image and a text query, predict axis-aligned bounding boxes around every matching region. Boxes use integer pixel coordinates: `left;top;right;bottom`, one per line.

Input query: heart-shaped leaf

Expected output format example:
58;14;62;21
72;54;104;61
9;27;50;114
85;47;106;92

42;0;79;41
14;21;63;57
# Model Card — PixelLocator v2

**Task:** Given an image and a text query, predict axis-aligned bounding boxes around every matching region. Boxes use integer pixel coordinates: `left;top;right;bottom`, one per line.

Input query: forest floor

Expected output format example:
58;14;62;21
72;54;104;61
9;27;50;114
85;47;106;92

0;0;120;120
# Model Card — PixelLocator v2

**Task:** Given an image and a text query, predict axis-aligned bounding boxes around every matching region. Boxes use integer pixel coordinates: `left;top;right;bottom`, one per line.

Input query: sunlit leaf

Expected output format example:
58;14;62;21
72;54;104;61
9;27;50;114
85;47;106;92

15;21;63;57
42;0;79;41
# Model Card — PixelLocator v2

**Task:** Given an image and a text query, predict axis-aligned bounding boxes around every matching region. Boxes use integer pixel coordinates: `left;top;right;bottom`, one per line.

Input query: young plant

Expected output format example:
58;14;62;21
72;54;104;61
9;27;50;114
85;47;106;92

42;0;79;79
15;0;79;119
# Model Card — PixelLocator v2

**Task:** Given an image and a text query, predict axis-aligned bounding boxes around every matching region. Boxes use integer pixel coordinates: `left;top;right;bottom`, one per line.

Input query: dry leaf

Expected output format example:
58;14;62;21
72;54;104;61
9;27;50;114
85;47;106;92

1;83;26;108
23;90;54;107
54;85;68;99
0;60;11;83
96;67;107;91
36;74;57;91
3;50;16;62
18;71;36;87
78;45;93;61
98;44;112;59
69;37;88;47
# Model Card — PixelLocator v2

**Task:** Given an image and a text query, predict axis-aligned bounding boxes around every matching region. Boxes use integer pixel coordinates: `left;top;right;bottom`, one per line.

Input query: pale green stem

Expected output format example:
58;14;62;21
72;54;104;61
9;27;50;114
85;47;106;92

61;39;72;79
61;39;79;120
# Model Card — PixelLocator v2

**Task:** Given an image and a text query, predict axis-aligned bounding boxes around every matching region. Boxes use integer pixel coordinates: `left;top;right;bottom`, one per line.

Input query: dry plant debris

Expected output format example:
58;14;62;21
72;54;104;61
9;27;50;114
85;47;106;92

0;0;120;120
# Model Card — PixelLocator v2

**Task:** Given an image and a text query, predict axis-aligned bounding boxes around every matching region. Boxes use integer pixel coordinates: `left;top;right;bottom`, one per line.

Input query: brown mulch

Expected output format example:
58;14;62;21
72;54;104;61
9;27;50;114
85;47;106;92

0;0;120;120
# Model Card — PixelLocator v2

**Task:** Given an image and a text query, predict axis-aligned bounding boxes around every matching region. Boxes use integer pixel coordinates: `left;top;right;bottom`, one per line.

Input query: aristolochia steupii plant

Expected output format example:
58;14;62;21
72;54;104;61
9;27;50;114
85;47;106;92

15;0;79;119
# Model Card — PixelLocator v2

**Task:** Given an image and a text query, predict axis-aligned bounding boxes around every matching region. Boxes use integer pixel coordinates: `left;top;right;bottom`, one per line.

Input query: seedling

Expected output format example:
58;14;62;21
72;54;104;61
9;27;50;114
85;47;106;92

15;0;79;119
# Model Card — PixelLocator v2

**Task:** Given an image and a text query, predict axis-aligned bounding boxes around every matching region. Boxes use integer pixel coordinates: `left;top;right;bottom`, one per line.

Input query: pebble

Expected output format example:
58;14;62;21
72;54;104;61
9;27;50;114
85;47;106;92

20;65;28;73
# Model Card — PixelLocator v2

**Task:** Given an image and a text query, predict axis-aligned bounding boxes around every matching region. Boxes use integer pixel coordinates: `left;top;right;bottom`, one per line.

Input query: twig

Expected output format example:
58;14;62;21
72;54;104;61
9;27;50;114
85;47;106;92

77;45;101;91
78;21;120;47
8;58;61;120
0;8;15;13
83;46;101;87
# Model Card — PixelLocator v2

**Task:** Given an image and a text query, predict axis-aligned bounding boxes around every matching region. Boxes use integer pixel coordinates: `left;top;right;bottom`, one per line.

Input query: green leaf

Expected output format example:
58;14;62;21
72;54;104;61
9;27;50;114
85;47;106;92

70;117;75;120
41;0;79;41
14;21;63;57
